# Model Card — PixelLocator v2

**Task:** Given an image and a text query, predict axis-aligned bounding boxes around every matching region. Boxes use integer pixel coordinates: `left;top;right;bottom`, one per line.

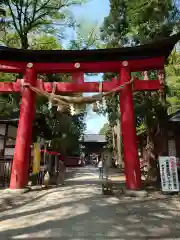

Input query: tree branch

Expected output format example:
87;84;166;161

6;0;21;36
25;0;38;34
23;0;31;29
35;0;52;15
32;0;38;23
11;0;23;34
26;12;50;32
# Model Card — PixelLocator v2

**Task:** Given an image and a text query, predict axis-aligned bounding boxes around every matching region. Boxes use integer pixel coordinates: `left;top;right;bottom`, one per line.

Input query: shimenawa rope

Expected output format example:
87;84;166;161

22;78;134;113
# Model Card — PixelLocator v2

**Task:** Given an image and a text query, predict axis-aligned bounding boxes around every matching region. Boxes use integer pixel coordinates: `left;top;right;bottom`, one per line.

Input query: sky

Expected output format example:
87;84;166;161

71;0;110;134
72;0;110;24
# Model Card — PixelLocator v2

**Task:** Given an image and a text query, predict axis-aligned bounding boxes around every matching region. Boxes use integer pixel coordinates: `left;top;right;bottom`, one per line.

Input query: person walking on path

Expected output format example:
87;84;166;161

98;159;103;179
57;154;66;185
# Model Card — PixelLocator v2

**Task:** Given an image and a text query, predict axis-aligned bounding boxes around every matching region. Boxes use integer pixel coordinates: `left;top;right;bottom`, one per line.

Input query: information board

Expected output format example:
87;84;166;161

159;156;179;192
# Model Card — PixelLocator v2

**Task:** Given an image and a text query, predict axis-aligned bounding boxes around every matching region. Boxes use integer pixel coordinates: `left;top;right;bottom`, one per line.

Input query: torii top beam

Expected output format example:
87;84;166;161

0;33;179;73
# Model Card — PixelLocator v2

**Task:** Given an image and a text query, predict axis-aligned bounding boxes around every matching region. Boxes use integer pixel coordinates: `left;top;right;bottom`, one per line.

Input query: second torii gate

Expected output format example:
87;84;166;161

0;33;179;190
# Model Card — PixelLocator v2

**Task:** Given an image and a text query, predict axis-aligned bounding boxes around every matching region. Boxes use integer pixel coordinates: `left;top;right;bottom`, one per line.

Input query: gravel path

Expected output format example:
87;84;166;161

0;166;180;239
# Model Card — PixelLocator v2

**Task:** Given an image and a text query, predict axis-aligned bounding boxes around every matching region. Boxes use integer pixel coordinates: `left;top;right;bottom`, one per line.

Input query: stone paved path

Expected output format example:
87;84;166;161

0;166;180;239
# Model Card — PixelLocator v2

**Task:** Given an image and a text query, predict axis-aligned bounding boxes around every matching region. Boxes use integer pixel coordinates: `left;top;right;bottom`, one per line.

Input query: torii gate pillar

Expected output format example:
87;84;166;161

119;61;142;190
9;63;37;189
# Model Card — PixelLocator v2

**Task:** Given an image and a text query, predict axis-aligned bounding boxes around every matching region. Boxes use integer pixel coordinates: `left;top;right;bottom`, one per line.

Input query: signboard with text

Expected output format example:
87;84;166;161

159;156;179;192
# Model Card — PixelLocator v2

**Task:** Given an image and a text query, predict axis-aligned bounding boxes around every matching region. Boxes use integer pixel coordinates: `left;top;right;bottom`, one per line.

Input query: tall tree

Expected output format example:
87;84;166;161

69;18;101;50
0;34;86;155
0;0;88;155
101;0;129;47
99;123;108;135
128;0;179;158
101;0;180;174
1;0;85;49
166;51;180;114
99;0;129;164
100;0;129;127
127;0;179;43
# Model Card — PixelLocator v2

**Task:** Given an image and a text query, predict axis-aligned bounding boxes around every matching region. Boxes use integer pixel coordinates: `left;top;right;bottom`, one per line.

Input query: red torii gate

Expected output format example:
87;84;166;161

0;33;179;190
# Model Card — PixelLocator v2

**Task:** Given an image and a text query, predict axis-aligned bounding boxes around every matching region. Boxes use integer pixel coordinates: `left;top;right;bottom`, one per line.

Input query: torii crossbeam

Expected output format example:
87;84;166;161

0;33;179;190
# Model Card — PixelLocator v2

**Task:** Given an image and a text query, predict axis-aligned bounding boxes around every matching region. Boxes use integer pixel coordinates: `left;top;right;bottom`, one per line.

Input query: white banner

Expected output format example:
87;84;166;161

159;156;179;192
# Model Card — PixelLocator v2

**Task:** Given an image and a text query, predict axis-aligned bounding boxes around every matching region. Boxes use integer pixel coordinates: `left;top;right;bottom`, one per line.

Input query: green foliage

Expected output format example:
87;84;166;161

0;72;19;117
101;0;180;151
166;51;180;114
34;108;86;155
30;35;61;50
0;93;20;117
0;1;88;155
1;0;85;49
100;0;129;135
99;122;113;150
2;32;21;47
127;0;179;43
99;122;109;135
105;125;114;151
134;91;168;131
69;19;101;50
29;35;86;154
101;0;129;47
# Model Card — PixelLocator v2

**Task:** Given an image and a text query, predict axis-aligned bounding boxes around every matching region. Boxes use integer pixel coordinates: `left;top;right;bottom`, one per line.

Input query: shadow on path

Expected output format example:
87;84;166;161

0;167;180;239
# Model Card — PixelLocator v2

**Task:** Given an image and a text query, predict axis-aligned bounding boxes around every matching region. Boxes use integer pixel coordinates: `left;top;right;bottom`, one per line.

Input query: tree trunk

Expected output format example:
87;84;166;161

21;35;29;49
142;72;162;185
145;129;161;186
112;126;116;167
112;126;116;151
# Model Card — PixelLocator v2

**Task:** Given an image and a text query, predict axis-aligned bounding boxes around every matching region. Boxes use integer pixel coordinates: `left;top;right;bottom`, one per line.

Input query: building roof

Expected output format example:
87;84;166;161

0;33;179;63
81;134;106;143
0;116;18;125
168;110;180;122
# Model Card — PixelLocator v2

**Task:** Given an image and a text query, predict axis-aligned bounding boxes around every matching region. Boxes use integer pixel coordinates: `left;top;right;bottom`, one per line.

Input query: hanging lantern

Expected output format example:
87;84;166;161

70;104;75;115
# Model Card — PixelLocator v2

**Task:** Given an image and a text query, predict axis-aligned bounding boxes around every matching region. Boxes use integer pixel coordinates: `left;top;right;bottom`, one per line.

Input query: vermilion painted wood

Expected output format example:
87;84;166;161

0;57;164;73
34;57;164;73
119;65;142;190
0;79;161;93
0;61;26;73
42;81;121;93
9;67;37;189
133;79;161;91
0;82;21;92
35;61;121;73
72;72;84;84
128;57;164;72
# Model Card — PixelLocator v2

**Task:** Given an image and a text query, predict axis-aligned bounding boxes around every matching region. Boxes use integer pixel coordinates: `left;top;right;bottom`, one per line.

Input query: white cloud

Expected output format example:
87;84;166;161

85;106;107;134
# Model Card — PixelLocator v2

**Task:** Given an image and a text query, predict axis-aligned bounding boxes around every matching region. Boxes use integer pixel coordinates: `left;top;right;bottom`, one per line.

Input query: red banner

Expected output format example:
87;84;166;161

40;149;60;156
